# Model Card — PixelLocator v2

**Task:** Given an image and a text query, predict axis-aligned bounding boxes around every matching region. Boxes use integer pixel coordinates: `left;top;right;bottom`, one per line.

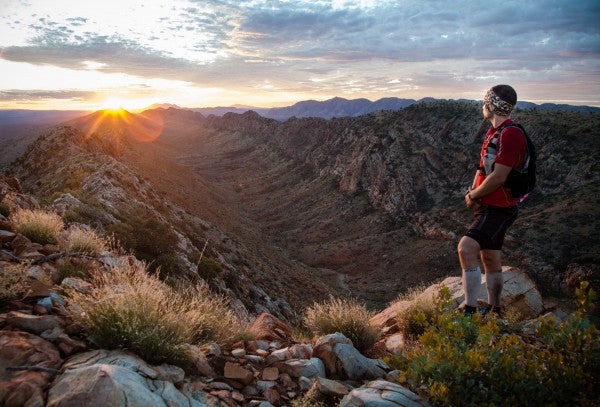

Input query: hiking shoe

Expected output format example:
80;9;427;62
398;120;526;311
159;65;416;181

479;303;502;318
463;305;477;317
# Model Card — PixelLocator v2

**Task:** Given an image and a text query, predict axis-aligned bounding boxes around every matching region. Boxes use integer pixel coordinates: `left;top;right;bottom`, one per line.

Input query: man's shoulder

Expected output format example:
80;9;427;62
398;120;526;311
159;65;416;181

499;122;526;140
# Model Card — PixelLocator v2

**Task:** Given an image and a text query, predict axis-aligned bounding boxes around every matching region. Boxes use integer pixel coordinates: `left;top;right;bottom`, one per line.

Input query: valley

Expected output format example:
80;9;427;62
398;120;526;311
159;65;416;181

4;102;600;313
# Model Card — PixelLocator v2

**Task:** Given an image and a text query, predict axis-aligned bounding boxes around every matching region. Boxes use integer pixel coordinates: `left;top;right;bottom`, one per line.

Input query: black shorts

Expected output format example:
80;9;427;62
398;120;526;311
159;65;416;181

465;205;518;250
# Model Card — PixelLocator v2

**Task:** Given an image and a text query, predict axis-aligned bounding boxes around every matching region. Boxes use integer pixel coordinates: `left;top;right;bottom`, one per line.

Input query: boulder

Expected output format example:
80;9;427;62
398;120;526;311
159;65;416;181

184;344;215;377
61;277;93;294
57;334;87;356
10;234;33;256
249;312;293;341
6;311;65;335
0;230;15;243
385;333;405;355
416;266;543;319
313;333;388;381
315;377;349;398
223;362;254;385
274;358;325;379
46;350;207;407
262;366;279;381
0;330;62;407
266;347;292;364
340;380;430;407
289;343;312;359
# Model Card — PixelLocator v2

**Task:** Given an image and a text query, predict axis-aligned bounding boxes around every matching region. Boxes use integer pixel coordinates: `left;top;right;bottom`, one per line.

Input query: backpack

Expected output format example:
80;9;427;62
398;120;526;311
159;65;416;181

492;123;537;199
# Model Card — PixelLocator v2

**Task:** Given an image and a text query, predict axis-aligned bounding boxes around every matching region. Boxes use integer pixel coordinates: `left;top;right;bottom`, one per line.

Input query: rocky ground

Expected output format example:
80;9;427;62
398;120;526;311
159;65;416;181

0;175;572;406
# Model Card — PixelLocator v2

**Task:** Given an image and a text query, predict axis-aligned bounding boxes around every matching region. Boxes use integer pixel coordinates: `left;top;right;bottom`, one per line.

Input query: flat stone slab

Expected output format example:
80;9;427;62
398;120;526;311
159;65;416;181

340;380;430;407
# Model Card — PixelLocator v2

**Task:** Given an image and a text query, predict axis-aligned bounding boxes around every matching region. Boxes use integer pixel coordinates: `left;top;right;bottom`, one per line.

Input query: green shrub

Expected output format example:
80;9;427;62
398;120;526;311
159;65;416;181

194;255;223;281
65;226;107;256
387;283;600;406
59;261;90;281
108;207;179;274
0;201;10;217
304;296;379;352
67;260;241;366
153;253;187;278
392;285;437;338
11;208;64;244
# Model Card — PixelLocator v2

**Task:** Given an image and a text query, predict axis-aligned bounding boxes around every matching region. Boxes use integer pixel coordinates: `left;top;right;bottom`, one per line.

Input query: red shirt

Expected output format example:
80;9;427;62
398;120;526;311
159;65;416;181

476;119;527;207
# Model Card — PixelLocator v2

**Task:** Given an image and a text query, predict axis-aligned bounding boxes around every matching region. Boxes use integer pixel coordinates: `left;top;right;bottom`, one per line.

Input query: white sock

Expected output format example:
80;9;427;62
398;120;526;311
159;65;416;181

462;266;481;307
486;270;503;307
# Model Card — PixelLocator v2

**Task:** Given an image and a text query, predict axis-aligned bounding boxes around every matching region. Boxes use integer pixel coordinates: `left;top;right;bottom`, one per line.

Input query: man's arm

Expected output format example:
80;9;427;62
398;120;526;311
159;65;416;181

470;170;480;190
469;163;512;200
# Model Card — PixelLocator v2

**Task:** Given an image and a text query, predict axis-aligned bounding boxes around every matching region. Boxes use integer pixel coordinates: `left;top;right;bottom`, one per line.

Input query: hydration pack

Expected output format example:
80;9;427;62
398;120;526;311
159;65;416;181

482;123;537;199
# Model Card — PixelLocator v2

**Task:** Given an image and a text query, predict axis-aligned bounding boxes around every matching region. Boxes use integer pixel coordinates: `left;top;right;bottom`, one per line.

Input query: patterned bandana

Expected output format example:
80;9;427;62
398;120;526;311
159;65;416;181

484;88;514;116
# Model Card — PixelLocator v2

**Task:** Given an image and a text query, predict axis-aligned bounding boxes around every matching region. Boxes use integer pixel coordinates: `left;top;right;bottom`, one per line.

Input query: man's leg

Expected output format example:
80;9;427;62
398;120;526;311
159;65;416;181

458;236;482;310
480;249;503;310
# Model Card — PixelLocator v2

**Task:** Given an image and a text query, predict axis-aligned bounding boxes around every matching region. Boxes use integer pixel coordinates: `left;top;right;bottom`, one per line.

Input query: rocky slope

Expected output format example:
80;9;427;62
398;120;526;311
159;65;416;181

8;122;334;319
2;174;572;406
7;102;600;311
146;102;599;307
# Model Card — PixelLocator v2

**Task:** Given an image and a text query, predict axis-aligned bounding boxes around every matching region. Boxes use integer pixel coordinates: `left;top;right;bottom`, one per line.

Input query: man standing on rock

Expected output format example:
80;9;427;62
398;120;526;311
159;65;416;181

458;84;527;316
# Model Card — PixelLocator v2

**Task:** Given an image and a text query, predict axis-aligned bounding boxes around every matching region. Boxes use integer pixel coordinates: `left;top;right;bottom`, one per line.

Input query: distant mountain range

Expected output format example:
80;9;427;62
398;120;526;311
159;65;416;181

0;97;598;133
190;97;600;120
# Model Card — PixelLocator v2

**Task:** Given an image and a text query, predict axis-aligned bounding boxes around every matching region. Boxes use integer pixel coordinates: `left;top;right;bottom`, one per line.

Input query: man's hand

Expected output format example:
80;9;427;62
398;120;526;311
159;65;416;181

465;187;480;209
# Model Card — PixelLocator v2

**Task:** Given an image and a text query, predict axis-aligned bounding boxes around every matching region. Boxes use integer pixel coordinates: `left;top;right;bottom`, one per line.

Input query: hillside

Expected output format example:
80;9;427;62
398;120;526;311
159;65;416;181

8;117;337;317
7;102;600;311
0;174;596;407
149;102;600;306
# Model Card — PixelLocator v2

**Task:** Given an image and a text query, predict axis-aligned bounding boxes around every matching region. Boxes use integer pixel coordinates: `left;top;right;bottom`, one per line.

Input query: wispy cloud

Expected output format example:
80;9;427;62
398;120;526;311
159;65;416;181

0;0;599;107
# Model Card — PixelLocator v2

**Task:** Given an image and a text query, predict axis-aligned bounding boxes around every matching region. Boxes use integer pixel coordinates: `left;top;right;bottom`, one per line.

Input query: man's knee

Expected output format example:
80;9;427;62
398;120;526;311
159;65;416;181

480;250;501;270
458;236;480;259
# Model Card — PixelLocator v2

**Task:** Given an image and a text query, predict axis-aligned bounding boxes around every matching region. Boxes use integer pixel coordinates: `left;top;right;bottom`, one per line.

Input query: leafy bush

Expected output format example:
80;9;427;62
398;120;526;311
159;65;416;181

108;207;179;273
193;255;223;281
10;208;64;244
304;296;379;352
0;263;30;300
65;226;107;256
153;253;188;278
387;283;600;406
392;285;437;338
68;260;241;366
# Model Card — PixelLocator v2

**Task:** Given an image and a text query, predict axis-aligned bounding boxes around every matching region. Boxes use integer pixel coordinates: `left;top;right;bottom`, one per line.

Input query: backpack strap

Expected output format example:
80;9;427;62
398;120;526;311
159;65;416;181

494;123;531;172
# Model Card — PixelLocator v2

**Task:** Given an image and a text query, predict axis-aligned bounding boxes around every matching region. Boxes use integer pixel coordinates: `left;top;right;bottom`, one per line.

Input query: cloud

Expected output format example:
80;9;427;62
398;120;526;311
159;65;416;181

0;0;598;106
0;89;97;101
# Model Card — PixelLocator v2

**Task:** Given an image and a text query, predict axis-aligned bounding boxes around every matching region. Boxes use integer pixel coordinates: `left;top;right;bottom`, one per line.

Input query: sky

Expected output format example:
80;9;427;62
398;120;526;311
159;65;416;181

0;0;599;110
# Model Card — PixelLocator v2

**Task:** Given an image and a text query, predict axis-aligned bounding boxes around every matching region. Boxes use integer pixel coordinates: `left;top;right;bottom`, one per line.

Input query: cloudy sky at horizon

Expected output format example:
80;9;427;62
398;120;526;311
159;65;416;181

1;0;599;110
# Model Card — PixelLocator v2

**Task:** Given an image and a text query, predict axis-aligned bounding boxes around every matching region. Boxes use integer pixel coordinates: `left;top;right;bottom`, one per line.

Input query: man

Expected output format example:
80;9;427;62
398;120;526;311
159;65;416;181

458;84;527;316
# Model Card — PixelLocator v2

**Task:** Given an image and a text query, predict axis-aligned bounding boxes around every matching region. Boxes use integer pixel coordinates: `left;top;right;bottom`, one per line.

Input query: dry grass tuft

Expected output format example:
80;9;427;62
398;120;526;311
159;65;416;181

0;263;30;300
65;226;107;256
10;208;64;245
67;259;241;366
305;296;379;352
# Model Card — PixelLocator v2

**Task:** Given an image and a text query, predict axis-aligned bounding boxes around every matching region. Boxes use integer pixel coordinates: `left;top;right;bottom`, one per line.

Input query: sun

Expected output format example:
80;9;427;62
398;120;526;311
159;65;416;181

102;97;129;111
